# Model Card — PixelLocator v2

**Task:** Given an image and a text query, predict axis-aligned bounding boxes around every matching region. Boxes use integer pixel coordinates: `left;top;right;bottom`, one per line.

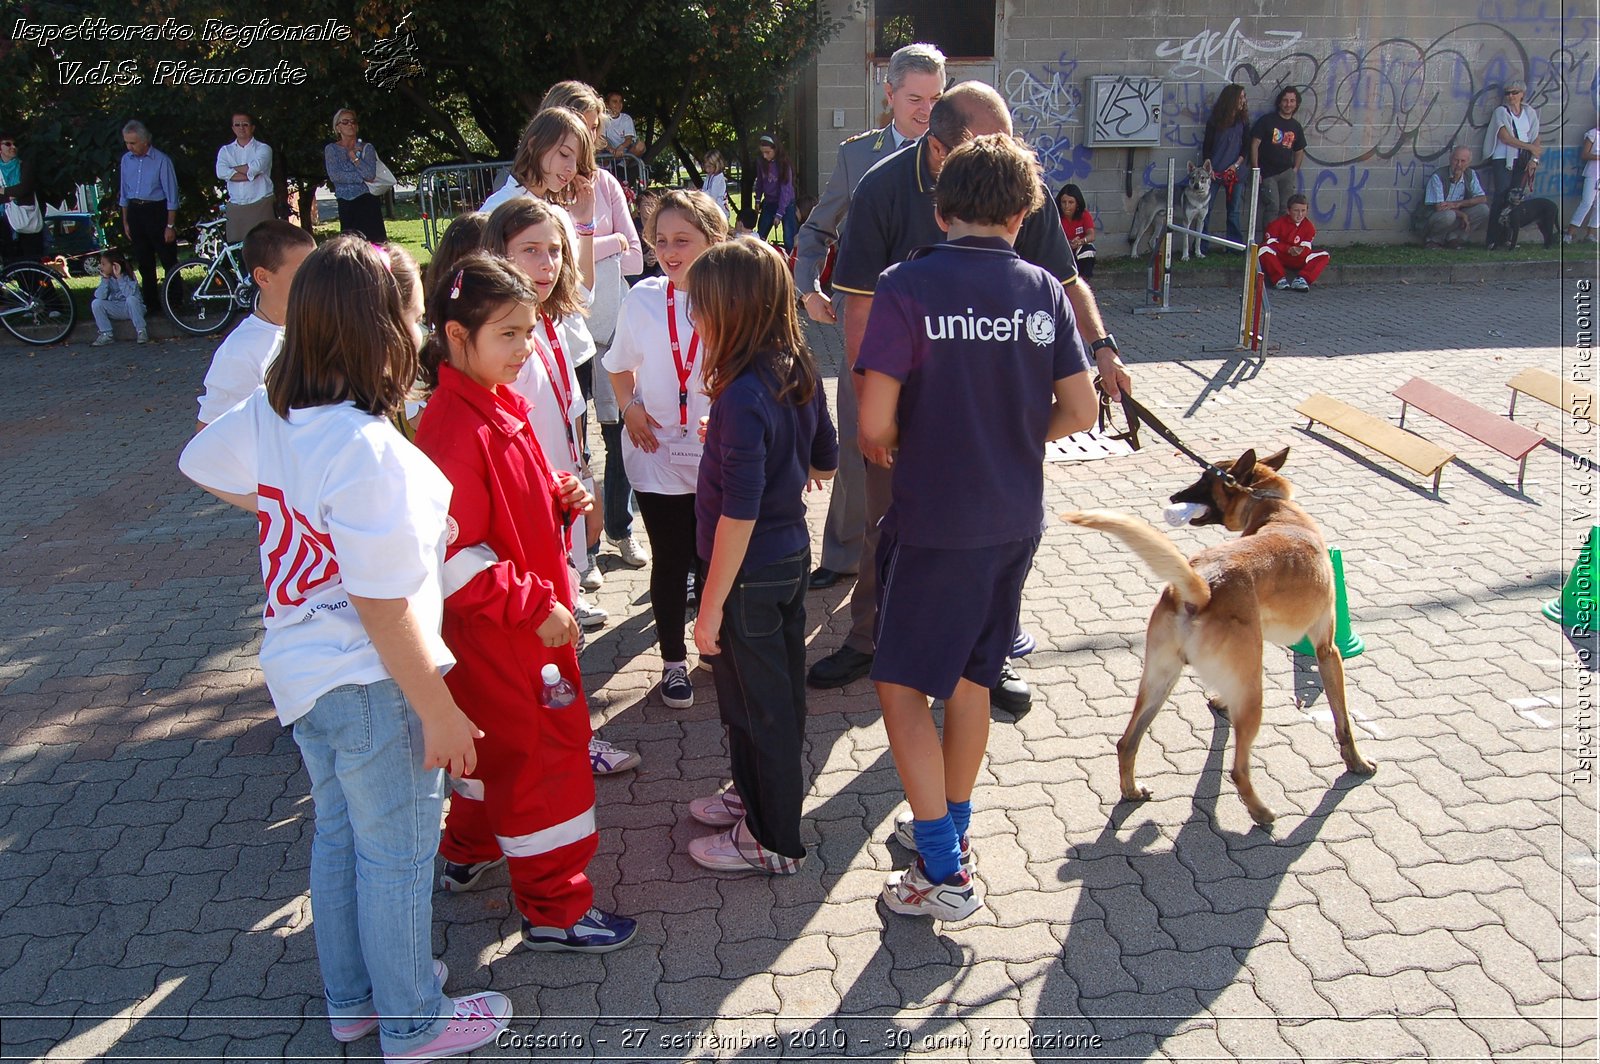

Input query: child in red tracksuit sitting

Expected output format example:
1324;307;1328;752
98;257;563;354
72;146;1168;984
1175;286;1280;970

413;253;637;953
1259;193;1329;292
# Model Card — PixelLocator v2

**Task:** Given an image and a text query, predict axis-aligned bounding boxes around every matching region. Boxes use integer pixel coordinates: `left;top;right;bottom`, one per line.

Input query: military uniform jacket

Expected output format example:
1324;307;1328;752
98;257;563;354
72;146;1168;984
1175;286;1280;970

794;125;914;294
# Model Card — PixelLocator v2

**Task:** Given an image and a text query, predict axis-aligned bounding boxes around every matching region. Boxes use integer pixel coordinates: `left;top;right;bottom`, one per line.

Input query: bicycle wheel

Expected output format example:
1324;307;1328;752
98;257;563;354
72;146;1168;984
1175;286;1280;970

0;264;75;345
164;258;236;336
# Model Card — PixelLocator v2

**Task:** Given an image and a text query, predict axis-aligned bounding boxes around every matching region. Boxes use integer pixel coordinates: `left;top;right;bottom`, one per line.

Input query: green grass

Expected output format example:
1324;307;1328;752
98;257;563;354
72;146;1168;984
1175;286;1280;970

1098;238;1564;273
315;199;432;266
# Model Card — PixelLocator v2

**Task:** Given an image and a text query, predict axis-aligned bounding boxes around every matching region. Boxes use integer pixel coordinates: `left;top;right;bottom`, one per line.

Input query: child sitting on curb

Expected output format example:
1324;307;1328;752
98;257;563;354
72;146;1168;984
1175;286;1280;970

89;249;147;346
1259;193;1329;292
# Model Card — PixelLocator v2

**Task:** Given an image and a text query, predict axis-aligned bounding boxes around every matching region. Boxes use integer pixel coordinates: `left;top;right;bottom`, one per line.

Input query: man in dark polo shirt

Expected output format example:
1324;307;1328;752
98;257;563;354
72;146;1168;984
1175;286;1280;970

807;80;1132;713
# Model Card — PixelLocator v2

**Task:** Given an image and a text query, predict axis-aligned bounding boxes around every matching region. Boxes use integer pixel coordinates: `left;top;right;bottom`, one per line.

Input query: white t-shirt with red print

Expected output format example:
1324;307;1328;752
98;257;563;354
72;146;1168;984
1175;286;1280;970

179;389;455;725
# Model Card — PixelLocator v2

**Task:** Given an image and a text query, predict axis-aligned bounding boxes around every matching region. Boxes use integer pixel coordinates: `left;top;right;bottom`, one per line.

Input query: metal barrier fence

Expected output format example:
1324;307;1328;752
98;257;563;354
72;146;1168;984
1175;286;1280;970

419;154;653;251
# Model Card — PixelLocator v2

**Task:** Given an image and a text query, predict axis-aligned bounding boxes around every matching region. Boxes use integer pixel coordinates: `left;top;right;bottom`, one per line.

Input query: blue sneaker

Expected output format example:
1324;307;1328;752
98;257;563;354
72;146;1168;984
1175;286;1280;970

522;906;637;953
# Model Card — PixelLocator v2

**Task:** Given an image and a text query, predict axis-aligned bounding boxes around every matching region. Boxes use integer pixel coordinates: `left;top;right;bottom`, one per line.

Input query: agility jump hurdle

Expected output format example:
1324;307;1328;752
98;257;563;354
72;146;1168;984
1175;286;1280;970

1135;159;1270;353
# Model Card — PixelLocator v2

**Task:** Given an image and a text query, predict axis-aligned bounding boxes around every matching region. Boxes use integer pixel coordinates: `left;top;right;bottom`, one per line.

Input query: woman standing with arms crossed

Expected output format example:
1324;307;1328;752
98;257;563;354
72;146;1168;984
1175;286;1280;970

324;109;387;243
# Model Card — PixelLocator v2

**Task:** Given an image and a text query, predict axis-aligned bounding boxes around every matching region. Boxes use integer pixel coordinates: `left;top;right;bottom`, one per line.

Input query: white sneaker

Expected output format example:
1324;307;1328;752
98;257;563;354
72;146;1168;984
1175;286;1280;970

135;331;149;344
881;859;983;920
1273;278;1290;290
688;786;746;827
574;597;608;630
607;533;650;568
92;332;114;347
689;817;803;874
1291;276;1310;291
580;563;604;592
891;810;977;871
588;736;640;774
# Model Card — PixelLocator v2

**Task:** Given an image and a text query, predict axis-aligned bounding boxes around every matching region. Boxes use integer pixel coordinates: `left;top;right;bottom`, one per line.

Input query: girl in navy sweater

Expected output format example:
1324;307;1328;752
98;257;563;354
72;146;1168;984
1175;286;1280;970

683;237;838;874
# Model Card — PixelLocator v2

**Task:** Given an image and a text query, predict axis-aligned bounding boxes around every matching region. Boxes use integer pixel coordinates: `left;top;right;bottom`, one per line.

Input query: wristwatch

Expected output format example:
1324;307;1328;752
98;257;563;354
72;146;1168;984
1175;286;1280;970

1090;334;1119;356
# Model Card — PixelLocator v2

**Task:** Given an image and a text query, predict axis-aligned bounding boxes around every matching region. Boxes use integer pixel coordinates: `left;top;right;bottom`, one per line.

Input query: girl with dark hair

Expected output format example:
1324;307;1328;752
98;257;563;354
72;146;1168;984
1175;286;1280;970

1203;84;1250;245
180;234;511;1058
755;135;798;250
683;237;837;875
413;252;638;954
1055;184;1096;278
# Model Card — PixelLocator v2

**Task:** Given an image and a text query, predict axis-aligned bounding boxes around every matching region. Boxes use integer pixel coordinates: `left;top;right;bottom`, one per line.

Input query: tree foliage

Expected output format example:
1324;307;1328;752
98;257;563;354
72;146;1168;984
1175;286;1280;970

2;0;837;228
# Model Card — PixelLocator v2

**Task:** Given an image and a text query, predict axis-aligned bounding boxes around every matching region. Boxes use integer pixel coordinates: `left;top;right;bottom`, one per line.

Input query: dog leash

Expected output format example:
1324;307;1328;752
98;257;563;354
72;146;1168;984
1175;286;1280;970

1098;383;1282;499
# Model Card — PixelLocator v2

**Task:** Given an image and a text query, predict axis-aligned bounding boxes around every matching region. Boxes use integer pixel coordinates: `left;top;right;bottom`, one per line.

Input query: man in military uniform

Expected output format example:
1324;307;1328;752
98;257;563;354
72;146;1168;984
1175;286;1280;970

796;42;948;594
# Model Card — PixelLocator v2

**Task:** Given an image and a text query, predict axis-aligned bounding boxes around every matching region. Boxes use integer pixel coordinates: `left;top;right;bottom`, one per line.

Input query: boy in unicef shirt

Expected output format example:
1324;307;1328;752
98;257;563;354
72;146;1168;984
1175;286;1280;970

856;134;1099;920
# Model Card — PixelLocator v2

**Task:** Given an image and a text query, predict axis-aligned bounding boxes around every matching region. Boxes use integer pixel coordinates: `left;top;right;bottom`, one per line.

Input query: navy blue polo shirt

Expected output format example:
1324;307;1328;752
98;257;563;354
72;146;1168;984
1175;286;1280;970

832;137;1080;296
854;237;1090;550
696;362;840;568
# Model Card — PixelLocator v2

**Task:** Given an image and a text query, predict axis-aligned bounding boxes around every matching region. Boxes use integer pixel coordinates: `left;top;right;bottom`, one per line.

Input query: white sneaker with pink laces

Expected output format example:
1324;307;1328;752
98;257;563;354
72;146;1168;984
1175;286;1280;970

384;991;512;1061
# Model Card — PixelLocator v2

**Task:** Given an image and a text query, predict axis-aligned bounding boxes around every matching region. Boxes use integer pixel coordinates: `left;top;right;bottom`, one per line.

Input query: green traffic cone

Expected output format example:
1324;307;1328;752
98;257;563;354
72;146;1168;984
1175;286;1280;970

1543;525;1600;631
1293;547;1365;658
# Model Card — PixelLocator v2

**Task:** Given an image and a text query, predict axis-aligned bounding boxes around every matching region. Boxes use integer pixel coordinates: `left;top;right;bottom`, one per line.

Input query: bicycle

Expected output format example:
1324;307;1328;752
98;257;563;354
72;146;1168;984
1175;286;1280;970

162;218;258;336
0;259;75;345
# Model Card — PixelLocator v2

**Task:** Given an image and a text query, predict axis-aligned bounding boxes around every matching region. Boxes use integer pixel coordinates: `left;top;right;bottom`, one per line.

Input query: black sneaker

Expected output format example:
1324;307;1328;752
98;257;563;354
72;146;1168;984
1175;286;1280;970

990;661;1032;714
439;856;505;893
806;645;874;689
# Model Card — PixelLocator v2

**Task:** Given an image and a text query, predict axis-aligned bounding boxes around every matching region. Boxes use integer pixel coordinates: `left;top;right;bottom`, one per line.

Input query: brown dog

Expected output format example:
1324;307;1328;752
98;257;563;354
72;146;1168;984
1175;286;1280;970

1064;447;1376;826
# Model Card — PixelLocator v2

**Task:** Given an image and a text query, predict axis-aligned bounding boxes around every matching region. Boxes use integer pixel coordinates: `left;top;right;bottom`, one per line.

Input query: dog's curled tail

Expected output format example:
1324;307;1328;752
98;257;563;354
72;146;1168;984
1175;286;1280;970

1062;510;1211;608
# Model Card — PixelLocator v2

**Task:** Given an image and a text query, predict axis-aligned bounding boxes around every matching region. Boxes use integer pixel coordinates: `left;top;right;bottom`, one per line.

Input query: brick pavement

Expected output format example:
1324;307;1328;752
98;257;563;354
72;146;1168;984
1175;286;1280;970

0;275;1594;1062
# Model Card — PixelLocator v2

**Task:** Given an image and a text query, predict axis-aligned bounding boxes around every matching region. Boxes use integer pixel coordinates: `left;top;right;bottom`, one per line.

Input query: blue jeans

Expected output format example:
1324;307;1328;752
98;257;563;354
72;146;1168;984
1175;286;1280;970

707;548;810;858
292;679;451;1054
600;421;634;540
758;201;799;249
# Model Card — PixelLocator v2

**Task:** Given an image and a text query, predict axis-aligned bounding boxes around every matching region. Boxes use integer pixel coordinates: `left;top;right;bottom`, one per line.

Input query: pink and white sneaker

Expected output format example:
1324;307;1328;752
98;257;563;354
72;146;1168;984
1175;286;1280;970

384;991;512;1060
330;959;449;1043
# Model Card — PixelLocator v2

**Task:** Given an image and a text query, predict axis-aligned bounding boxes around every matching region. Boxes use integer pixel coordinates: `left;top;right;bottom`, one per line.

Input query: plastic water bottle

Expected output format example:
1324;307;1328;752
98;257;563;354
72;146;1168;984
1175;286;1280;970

1164;501;1206;527
540;663;577;710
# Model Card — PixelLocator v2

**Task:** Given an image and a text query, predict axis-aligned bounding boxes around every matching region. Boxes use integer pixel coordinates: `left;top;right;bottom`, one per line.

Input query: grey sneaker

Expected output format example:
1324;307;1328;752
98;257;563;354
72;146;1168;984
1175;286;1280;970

135;331;150;344
92;332;114;347
607;532;649;568
574;597;608;630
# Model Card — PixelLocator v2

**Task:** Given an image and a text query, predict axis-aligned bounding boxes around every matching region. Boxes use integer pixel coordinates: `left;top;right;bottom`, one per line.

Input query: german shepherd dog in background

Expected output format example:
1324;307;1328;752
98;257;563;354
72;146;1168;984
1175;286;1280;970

1064;448;1377;826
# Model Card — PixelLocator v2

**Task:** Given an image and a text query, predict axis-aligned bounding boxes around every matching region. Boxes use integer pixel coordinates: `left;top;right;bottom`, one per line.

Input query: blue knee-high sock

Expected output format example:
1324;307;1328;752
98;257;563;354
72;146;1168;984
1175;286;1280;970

912;815;961;882
946;799;972;841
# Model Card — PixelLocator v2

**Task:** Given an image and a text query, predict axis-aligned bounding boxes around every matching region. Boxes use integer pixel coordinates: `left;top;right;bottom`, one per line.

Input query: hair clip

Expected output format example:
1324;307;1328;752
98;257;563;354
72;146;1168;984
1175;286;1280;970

373;245;393;273
449;268;465;300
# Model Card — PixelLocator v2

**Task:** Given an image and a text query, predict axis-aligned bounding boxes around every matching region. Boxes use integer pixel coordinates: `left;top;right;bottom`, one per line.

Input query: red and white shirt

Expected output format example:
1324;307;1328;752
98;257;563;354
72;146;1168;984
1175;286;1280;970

179;390;454;725
1264;215;1318;259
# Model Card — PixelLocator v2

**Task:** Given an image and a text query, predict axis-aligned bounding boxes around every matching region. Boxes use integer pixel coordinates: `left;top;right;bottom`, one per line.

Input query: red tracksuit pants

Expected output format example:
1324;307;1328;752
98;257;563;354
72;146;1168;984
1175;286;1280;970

1260;245;1329;286
438;626;595;928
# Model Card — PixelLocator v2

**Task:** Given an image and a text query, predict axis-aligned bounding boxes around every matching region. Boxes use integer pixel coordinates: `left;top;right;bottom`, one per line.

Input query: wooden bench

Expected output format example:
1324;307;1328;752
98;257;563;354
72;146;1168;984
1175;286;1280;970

1507;368;1598;424
1296;393;1456;493
1393;377;1545;491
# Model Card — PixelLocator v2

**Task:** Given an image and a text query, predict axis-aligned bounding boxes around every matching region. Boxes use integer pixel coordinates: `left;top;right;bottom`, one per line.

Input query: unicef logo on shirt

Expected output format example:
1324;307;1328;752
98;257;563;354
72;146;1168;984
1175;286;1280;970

1026;311;1055;346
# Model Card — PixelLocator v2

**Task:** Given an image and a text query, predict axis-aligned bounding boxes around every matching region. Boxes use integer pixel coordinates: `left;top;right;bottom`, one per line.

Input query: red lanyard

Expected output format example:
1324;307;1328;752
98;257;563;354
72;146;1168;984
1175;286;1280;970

535;315;582;470
665;282;699;428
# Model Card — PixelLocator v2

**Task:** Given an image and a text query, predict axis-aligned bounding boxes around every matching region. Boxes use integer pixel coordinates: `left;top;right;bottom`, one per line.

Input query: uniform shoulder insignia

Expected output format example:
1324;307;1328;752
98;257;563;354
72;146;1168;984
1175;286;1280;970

843;128;878;145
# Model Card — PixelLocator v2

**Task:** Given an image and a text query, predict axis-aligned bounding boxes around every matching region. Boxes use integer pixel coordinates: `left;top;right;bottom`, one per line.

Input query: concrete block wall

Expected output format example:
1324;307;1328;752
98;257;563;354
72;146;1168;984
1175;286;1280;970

811;0;1600;248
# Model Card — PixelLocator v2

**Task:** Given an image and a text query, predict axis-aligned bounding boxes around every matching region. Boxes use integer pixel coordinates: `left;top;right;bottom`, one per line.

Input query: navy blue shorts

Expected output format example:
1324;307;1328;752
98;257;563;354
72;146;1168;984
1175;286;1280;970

870;532;1039;699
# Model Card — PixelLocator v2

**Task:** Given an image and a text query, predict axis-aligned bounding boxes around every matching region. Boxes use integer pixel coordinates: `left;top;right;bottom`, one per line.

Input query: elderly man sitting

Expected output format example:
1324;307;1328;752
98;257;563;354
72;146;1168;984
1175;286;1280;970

1422;147;1490;248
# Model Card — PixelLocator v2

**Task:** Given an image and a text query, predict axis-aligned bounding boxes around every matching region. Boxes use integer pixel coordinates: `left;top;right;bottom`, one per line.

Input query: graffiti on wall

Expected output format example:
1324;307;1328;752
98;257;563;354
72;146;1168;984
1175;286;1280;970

1222;23;1593;166
1155;18;1304;81
1005;52;1092;185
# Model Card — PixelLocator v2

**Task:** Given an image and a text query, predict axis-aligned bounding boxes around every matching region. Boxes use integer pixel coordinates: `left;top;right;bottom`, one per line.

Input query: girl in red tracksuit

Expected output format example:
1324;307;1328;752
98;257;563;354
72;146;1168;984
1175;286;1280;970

413;252;636;953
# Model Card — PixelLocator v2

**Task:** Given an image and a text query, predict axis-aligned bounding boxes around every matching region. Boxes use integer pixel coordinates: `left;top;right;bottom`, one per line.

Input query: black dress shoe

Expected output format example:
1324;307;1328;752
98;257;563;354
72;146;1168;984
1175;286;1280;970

990;660;1032;715
808;566;855;590
806;645;874;689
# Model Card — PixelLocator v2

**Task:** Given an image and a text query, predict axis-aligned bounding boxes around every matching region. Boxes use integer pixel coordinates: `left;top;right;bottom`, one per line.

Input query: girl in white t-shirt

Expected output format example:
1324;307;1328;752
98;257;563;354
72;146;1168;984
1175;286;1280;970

603;190;729;709
702;150;729;217
482;195;640;775
1567;126;1600;242
480;107;597;290
178;235;511;1058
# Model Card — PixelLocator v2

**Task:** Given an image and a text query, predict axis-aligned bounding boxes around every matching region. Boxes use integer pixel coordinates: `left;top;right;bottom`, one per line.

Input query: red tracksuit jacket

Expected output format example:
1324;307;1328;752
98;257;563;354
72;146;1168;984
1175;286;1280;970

413;363;593;849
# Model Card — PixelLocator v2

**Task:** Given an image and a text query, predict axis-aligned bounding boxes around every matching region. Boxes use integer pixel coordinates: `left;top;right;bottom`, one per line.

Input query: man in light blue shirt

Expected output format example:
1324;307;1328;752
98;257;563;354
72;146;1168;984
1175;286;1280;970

119;120;181;310
1422;146;1490;248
